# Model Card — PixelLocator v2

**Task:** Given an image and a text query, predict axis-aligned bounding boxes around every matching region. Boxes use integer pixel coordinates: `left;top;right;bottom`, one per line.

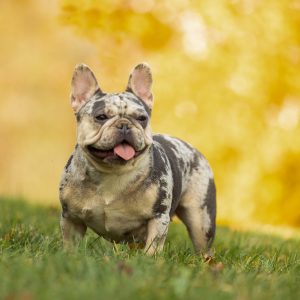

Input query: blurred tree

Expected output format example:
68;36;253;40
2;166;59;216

2;0;298;228
59;0;300;227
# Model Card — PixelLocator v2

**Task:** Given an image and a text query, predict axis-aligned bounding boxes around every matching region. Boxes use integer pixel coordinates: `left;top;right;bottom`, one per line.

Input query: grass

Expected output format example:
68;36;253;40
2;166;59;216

0;198;300;300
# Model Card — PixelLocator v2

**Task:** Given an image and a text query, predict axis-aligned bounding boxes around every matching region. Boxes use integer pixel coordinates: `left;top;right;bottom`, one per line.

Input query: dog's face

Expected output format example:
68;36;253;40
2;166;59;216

70;63;154;169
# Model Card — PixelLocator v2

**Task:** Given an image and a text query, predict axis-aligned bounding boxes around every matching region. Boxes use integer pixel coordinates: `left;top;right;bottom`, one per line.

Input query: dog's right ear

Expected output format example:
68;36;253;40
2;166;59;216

70;64;101;113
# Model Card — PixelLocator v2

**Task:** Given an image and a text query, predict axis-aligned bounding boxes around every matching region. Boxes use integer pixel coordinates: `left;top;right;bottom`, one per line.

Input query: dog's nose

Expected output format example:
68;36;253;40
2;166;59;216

117;123;131;135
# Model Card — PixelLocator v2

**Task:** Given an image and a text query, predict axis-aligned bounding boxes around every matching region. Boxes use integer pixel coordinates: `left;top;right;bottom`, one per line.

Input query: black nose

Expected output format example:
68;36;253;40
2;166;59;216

118;123;130;135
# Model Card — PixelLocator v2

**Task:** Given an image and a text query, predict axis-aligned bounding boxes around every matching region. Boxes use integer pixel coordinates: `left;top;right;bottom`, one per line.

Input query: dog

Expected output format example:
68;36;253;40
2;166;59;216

59;63;216;255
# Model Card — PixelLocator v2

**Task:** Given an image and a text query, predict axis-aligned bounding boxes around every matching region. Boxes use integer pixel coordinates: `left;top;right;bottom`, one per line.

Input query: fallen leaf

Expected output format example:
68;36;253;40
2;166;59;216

116;261;133;276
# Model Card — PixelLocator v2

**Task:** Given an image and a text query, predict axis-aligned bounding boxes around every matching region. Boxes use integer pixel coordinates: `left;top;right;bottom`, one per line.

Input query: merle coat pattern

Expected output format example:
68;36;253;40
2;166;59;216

59;63;216;255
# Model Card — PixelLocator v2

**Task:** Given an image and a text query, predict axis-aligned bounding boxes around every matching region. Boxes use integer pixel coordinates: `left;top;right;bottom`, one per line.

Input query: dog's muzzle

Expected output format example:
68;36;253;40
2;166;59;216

86;124;146;162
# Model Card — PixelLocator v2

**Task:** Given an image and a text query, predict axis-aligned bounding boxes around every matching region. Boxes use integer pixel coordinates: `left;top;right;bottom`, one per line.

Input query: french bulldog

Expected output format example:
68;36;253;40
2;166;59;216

59;63;216;255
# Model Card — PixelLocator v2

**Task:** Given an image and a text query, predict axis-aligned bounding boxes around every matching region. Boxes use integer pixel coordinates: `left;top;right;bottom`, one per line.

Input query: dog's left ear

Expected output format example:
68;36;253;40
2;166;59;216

126;63;153;110
71;64;101;113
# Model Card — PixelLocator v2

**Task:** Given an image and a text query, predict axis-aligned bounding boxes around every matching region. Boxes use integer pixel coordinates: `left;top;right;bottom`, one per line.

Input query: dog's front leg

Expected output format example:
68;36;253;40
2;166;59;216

144;213;170;255
60;216;87;249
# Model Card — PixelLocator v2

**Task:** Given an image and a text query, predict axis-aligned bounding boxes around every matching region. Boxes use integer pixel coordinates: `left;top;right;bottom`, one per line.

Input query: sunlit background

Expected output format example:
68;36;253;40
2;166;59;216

1;0;300;232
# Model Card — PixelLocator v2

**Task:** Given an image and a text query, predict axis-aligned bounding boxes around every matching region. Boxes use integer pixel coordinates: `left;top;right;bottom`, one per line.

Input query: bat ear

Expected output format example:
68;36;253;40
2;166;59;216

126;63;153;110
70;64;101;112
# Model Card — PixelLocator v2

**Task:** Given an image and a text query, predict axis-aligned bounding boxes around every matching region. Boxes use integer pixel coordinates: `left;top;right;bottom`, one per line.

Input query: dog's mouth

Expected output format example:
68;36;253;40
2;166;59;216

87;142;144;161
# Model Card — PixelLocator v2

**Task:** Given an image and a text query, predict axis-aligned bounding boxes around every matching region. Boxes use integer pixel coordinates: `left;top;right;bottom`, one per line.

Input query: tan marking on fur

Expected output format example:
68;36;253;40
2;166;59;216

61;168;159;243
103;184;158;235
181;170;210;208
144;125;152;145
177;205;210;253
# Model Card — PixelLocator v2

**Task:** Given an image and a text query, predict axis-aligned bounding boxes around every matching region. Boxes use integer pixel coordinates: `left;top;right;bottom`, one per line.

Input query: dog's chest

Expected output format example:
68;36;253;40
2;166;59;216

64;181;158;241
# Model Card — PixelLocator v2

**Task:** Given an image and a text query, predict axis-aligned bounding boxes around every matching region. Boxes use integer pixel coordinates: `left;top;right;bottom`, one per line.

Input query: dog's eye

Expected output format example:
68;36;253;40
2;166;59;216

136;115;147;122
95;114;108;122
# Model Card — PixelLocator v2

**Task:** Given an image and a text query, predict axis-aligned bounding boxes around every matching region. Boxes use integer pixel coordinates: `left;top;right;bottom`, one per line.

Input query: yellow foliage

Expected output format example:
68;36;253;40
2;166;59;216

0;0;300;229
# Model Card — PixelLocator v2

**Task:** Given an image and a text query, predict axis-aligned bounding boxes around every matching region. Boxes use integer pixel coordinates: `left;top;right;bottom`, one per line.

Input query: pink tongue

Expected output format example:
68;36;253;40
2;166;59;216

114;144;136;161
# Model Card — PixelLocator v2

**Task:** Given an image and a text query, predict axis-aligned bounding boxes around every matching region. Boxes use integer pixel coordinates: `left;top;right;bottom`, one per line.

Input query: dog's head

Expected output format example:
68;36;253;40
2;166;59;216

70;63;153;169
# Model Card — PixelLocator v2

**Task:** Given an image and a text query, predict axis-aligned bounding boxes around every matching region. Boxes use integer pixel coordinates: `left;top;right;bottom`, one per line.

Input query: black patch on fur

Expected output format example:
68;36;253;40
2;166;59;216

178;158;185;170
189;151;201;174
76;112;81;122
150;144;168;180
94;88;106;98
64;155;73;171
202;178;216;243
138;118;148;129
59;184;64;192
75;89;104;117
124;91;151;116
149;144;169;214
165;137;198;175
92;100;106;115
61;202;68;218
153;135;183;216
153;179;168;214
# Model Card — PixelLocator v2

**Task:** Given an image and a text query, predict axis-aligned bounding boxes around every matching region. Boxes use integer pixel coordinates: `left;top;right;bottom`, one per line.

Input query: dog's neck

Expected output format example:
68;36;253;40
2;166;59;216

75;144;152;186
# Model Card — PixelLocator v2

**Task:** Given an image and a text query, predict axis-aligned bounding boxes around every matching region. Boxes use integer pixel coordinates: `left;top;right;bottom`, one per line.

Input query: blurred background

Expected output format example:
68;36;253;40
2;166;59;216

1;0;300;231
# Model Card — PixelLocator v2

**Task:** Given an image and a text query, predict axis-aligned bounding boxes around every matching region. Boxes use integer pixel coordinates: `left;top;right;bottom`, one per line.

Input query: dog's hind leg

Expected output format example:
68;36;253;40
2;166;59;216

176;176;216;254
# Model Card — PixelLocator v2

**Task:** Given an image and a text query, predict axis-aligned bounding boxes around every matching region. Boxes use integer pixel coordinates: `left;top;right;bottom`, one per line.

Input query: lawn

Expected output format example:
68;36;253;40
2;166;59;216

0;198;299;300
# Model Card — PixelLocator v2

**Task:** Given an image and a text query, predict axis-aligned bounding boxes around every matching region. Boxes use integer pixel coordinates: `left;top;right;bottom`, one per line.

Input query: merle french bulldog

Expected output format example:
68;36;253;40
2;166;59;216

59;63;216;255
